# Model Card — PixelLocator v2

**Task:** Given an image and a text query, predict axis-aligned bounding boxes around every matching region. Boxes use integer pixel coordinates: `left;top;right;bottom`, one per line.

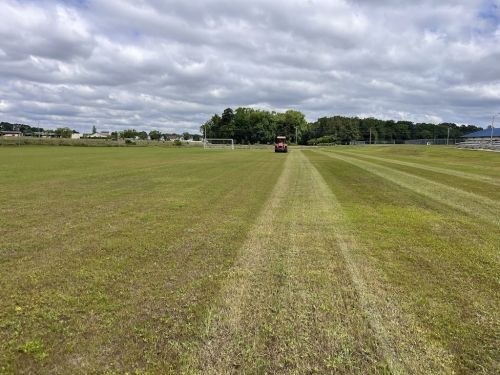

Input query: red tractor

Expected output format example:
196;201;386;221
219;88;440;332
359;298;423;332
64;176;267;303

274;136;288;153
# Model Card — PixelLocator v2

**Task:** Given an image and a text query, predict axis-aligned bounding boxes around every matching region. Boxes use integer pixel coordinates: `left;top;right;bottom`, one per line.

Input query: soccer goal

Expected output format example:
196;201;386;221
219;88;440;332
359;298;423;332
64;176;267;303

204;138;234;150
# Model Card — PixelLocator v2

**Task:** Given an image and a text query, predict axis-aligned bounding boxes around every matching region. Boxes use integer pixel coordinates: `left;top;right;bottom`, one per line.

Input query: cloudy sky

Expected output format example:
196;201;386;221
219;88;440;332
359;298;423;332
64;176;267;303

1;0;499;133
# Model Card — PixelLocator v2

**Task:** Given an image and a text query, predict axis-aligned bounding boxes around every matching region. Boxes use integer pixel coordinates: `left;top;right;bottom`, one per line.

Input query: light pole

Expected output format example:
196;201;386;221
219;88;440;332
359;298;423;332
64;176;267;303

491;113;500;144
16;124;21;146
203;123;206;149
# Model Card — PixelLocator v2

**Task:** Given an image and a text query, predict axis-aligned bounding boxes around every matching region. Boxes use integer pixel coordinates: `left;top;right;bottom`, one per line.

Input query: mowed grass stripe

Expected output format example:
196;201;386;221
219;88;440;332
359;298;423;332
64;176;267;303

0;149;260;250
300;152;456;374
336;150;500;187
305;150;499;374
0;148;285;373
318;150;500;226
195;154;294;373
336;146;500;180
195;151;388;374
333;150;500;205
0;149;274;289
2;146;498;373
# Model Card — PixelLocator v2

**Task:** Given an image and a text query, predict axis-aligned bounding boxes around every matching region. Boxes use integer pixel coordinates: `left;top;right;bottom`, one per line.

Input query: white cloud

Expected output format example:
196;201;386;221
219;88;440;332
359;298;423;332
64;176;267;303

0;0;499;132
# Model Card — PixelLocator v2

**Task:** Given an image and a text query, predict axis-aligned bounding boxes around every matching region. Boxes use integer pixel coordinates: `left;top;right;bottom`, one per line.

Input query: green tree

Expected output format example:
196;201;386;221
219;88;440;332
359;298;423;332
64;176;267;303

92;125;97;134
420;129;433;139
123;129;138;139
275;110;307;142
338;119;360;144
200;109;481;145
220;108;235;138
149;130;162;140
233;107;251;143
55;127;74;138
200;114;221;139
248;109;275;144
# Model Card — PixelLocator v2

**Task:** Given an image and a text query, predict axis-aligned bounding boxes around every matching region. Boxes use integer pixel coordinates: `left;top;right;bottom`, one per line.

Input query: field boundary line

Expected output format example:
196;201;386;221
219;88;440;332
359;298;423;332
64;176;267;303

317;150;500;226
302;151;455;374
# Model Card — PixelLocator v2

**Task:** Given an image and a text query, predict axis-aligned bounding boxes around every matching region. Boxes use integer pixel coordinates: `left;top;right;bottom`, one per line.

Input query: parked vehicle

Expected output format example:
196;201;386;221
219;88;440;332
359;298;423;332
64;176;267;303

275;136;288;153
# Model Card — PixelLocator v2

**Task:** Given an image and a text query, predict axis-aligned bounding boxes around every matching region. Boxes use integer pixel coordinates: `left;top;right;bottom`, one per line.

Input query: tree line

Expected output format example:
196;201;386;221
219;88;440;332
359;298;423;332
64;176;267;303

116;129;200;141
200;108;308;144
305;116;482;145
0;122;200;141
1;122;78;138
3;112;483;144
201;109;482;144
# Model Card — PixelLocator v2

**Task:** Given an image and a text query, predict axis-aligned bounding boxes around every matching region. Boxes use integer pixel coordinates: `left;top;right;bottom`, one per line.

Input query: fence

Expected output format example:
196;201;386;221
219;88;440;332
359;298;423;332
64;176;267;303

456;140;500;151
0;137;204;147
404;138;459;145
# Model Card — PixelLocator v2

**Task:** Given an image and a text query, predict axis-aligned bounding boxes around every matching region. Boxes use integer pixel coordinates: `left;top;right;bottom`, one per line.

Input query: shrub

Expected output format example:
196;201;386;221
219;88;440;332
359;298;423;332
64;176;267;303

308;135;337;145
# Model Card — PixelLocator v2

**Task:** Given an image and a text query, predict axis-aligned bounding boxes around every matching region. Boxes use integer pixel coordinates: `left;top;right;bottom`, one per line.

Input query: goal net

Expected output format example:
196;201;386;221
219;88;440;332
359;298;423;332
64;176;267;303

204;138;234;150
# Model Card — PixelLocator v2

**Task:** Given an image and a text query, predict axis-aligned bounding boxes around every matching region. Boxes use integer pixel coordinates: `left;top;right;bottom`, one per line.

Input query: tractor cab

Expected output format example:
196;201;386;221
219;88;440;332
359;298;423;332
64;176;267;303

275;136;288;153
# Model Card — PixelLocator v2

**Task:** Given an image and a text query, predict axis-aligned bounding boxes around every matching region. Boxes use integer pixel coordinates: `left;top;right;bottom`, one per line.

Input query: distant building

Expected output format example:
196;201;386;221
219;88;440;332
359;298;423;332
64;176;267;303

0;130;22;137
188;139;203;143
86;132;110;139
71;133;82;139
463;128;500;141
26;131;59;138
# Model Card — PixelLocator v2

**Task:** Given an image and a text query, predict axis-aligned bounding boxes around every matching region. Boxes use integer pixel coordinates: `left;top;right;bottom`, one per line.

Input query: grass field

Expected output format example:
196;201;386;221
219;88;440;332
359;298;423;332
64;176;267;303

0;145;498;374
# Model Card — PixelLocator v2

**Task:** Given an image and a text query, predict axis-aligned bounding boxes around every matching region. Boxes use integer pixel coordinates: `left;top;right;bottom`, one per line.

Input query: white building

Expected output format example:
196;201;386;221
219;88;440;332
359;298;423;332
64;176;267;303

463;128;500;141
0;131;22;137
87;132;111;139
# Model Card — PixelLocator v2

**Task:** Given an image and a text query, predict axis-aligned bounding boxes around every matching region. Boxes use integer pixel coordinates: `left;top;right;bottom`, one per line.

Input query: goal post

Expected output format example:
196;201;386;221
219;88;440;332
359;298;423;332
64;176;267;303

204;138;234;150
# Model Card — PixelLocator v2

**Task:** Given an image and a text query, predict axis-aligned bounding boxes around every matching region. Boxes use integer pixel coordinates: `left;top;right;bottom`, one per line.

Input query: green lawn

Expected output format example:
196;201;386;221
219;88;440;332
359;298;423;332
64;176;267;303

0;145;498;374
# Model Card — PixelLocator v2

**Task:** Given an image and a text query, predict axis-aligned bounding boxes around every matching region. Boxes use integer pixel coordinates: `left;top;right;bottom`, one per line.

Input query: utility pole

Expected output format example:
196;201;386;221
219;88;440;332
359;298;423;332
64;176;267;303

447;126;450;145
491;113;500;144
203;123;206;149
295;126;298;145
369;128;372;145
